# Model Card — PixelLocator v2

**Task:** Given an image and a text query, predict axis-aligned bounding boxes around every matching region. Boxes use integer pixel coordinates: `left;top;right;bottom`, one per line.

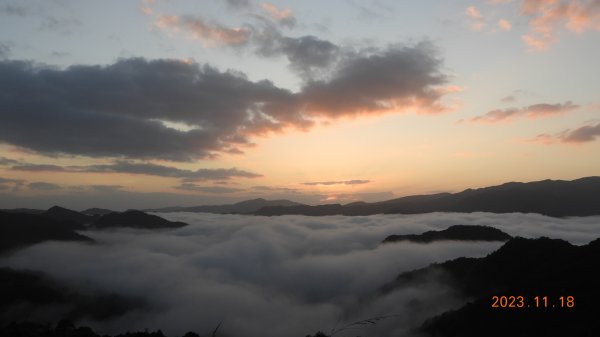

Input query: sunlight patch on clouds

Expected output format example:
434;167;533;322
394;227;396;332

520;0;600;50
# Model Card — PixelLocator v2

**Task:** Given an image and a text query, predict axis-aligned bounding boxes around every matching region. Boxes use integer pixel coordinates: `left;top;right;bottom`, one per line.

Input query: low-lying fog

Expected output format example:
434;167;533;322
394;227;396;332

2;212;600;337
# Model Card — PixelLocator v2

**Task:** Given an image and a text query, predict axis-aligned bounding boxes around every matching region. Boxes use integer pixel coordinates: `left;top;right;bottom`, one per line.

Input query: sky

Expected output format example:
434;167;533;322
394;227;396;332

1;0;599;209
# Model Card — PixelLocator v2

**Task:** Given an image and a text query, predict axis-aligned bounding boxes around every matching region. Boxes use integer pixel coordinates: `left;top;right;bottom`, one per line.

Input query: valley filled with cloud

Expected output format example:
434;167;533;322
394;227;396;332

2;212;599;337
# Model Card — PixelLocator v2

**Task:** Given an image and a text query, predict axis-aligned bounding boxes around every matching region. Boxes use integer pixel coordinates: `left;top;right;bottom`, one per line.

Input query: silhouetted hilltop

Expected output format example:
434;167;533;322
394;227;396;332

0;267;143;328
254;176;600;217
0;320;202;337
147;198;305;214
43;206;95;225
0;211;93;254
382;237;600;336
0;208;45;214
93;210;188;229
82;207;115;216
1;208;186;254
382;225;512;244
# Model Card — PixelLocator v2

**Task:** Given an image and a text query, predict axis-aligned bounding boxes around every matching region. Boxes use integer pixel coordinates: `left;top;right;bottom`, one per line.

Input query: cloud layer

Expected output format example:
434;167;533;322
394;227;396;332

2;212;599;337
0;43;453;161
302;179;371;186
10;160;262;181
532;122;600;144
519;0;600;50
471;101;578;123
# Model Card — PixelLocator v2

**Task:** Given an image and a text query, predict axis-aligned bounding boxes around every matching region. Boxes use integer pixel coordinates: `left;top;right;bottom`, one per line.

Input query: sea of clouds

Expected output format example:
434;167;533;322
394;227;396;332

2;212;600;337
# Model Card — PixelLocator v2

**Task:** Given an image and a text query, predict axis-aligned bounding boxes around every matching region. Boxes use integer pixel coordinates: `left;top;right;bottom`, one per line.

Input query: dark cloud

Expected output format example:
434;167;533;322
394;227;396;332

533;122;600;144
0;45;451;160
39;16;82;34
88;185;124;193
28;181;62;191
0;58;297;160
300;42;451;117
302;179;371;186
11;161;262;181
500;95;516;103
84;162;262;181
472;101;579;123
0;177;24;191
0;188;237;211
254;29;341;79
223;0;252;10
347;0;394;21
175;183;245;193
51;51;71;58
157;13;335;78
0;4;30;17
562;122;600;143
0;156;20;165
12;164;68;172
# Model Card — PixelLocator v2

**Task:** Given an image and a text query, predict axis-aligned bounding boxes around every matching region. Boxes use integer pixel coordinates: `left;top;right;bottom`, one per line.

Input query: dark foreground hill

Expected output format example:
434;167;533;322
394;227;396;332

381;237;600;337
42;206;96;225
0;320;200;337
146;198;305;214
82;207;115;216
93;210;188;229
0;211;93;254
1;208;187;254
382;225;512;244
254;176;600;217
0;267;143;325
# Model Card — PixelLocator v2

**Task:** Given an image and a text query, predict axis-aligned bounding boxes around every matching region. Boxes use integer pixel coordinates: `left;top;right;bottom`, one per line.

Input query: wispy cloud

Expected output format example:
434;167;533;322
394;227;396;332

11;161;262;182
261;3;296;27
175;183;245;193
466;6;486;31
155;15;251;46
302;180;371;186
471;101;579;123
520;0;600;50
0;156;20;165
0;177;25;192
501;95;517;103
223;0;253;10
498;19;513;30
28;181;62;191
0;4;32;17
251;185;299;193
531;122;600;144
140;0;153;15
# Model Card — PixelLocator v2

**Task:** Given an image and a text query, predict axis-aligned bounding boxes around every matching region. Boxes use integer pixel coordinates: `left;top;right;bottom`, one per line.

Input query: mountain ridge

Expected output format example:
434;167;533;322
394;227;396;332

253;176;600;217
145;197;305;214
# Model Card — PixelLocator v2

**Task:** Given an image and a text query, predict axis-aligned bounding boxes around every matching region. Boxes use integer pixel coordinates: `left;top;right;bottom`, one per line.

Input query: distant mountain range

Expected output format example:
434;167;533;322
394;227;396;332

4;177;598;218
254;176;600;217
145;197;304;214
